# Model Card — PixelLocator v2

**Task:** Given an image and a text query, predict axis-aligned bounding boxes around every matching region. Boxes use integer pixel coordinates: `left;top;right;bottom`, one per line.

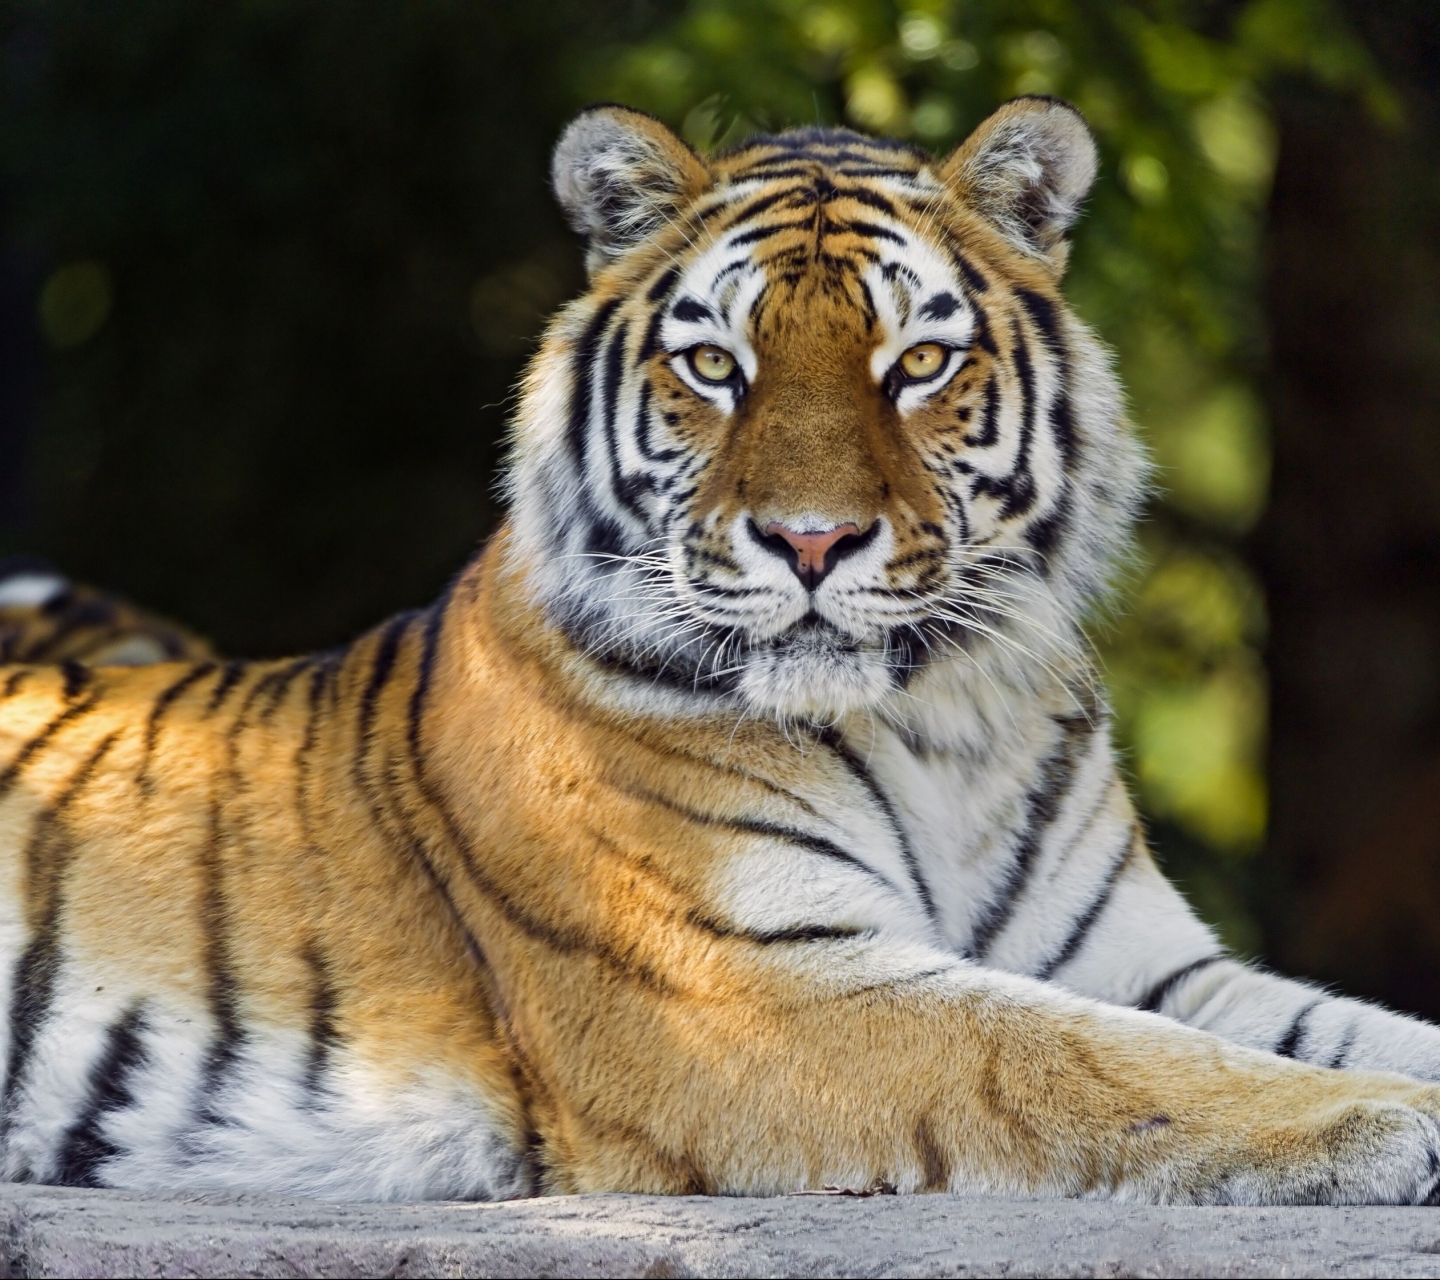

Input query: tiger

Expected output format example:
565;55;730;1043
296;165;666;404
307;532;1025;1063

5;98;1440;1206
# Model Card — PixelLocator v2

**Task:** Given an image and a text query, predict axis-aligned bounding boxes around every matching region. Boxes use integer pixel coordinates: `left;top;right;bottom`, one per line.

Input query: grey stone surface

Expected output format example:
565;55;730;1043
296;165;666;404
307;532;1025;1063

5;1184;1440;1278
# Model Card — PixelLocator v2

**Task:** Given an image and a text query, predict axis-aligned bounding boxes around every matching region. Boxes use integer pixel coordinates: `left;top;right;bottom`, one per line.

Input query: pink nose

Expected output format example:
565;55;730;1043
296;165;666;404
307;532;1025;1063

762;521;864;589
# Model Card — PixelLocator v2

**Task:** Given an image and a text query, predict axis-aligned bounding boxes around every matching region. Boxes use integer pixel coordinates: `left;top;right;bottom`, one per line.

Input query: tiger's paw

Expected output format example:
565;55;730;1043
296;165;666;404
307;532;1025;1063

1192;1096;1440;1206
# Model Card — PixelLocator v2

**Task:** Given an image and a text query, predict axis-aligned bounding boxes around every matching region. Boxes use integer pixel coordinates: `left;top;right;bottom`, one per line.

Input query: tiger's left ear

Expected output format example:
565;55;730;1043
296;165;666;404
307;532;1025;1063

940;97;1098;273
552;105;713;277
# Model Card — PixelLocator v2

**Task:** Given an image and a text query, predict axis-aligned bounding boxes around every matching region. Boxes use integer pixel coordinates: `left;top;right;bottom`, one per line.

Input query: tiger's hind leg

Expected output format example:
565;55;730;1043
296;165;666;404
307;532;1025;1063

0;557;214;667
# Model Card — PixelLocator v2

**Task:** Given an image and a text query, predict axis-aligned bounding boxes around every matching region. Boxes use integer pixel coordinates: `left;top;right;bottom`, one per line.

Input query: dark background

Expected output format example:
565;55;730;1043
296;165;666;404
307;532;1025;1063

2;0;1438;1018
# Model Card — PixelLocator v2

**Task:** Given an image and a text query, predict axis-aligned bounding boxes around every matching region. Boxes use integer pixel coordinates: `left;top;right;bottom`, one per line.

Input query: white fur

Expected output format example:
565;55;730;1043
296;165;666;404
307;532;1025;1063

0;574;67;610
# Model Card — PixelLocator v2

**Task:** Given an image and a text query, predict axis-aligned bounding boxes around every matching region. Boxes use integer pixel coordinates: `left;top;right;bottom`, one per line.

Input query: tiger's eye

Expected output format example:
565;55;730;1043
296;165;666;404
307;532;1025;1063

690;345;737;383
899;343;947;380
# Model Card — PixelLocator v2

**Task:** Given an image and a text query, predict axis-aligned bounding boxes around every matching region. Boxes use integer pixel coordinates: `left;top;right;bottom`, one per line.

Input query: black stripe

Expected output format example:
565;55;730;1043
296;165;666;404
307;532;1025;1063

745;924;867;943
817;729;938;928
671;297;712;323
223;666;291;753
954;252;989;295
833;165;922;180
918;291;959;321
257;656;313;722
963;373;1000;448
358;613;418;755
970;307;997;356
204;660;248;715
138;662;218;793
1135;954;1226;1014
302;944;340;1098
1;733;119;1151
54;1002;149;1187
0;691;101;802
636;307;666;366
1034;831;1137;981
724;164;817;182
1024;486;1073;561
293;661;332;837
970;318;1038;518
349;593;492;986
1049;389;1079;471
1015;286;1059;348
632;383;680;465
654;743;822;819
404;599;448;770
834;185;898;217
1016;285;1078;470
1328;1023;1359;1070
190;653;289;1126
729;220;805;247
1275;1000;1323;1060
615;780;903;899
2;670;29;699
833;219;904;244
61;661;90;700
968;717;1091;957
193;799;243;1123
599;321;649;526
565;298;621;472
689;911;870;946
645;266;680;303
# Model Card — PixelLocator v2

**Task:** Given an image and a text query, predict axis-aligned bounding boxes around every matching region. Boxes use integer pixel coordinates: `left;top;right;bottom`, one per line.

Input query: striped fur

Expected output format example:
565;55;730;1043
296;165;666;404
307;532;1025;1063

0;561;213;669
5;100;1440;1204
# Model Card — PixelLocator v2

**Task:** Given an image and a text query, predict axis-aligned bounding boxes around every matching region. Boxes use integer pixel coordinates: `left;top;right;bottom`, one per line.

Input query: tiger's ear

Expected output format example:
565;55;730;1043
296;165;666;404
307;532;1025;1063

552;105;713;277
940;97;1098;272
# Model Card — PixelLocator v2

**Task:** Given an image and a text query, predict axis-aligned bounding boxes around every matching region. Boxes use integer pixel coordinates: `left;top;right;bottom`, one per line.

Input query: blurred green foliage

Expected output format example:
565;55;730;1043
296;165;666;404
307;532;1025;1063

589;0;1389;951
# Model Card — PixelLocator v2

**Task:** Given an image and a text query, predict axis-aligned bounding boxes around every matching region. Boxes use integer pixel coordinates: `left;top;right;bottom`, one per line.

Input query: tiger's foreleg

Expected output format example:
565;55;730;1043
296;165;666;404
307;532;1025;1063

1003;823;1440;1083
535;941;1440;1204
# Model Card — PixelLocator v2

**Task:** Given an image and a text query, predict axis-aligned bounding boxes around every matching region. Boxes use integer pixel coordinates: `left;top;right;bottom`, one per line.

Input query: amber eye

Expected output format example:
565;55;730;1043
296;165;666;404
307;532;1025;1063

688;344;738;383
898;343;948;381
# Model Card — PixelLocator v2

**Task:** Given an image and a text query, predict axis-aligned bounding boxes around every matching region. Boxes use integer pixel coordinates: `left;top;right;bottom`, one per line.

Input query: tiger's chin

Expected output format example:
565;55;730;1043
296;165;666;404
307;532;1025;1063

736;623;895;721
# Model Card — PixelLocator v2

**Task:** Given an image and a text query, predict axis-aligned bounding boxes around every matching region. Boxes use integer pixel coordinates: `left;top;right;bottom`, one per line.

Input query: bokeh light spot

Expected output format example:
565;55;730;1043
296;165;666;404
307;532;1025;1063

38;260;113;349
1123;153;1170;203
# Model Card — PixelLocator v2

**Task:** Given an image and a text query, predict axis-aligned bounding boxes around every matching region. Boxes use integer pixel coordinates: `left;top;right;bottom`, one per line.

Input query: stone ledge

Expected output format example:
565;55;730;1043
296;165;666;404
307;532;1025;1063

5;1184;1440;1278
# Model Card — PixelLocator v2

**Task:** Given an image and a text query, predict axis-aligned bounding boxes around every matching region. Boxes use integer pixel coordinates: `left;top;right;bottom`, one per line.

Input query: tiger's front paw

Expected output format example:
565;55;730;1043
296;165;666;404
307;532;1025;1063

1204;1096;1440;1206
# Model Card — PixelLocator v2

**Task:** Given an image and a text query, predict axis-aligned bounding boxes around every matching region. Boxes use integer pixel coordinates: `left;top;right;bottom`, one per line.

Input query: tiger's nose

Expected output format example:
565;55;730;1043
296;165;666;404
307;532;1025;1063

751;520;876;590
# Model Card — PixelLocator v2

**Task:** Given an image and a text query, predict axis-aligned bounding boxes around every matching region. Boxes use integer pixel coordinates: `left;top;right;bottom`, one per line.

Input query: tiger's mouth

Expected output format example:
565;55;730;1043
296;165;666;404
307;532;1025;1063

733;612;902;719
763;612;864;657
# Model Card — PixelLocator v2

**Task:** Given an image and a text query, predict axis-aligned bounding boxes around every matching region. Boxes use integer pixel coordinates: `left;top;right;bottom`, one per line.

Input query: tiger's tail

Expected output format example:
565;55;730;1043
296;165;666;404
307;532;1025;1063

0;555;214;666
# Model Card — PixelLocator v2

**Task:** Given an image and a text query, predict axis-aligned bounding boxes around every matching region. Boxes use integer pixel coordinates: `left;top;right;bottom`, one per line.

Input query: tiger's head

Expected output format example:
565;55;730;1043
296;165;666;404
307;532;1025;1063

506;99;1147;722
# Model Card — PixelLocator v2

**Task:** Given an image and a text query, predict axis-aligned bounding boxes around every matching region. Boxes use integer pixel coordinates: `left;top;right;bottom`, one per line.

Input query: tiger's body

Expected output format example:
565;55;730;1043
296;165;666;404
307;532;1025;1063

6;100;1440;1204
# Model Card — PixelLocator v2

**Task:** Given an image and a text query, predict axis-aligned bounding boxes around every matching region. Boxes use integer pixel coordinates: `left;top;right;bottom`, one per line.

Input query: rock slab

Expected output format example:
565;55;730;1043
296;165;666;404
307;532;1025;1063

6;1184;1440;1278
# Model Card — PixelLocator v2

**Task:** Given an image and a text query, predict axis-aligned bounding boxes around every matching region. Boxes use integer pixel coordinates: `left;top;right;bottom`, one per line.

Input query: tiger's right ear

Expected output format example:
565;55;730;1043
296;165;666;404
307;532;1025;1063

552;105;713;277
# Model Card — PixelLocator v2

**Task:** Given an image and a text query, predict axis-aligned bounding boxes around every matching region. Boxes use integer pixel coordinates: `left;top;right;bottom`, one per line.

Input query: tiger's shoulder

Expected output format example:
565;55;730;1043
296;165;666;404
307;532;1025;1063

0;557;214;668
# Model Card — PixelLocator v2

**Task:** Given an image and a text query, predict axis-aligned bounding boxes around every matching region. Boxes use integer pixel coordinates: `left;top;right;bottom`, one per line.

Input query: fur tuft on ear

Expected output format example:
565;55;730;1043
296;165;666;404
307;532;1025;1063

552;105;712;276
941;97;1098;268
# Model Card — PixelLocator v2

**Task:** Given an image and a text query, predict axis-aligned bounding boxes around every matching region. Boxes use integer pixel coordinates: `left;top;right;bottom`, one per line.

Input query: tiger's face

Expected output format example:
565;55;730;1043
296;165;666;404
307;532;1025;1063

510;100;1146;720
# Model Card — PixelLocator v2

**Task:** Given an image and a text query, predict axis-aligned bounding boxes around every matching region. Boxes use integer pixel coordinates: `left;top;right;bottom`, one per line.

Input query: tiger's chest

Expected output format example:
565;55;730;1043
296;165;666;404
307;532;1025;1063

814;676;1113;960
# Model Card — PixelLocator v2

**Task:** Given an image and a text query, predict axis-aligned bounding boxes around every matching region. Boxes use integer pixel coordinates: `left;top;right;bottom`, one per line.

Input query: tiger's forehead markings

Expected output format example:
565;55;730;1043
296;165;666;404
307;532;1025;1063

638;128;987;372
